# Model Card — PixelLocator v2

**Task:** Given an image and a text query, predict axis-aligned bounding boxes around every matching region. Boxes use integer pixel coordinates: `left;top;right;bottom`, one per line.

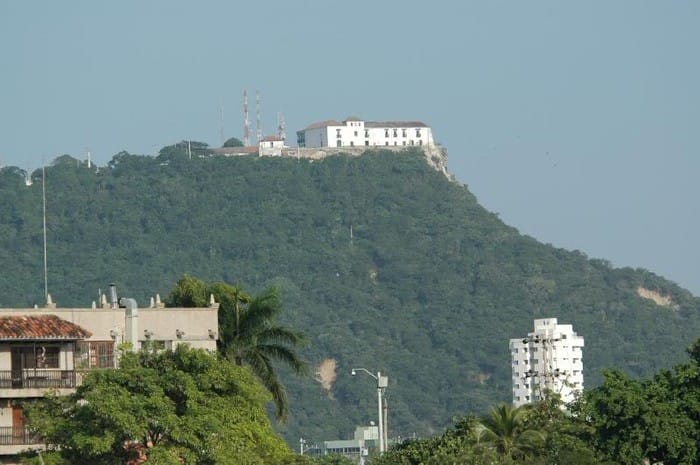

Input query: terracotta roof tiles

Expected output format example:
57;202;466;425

0;315;92;340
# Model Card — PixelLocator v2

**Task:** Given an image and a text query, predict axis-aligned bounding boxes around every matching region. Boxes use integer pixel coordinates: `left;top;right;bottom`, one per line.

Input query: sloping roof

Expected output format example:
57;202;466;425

302;119;429;130
0;315;92;340
304;120;343;130
260;135;285;142
365;121;428;128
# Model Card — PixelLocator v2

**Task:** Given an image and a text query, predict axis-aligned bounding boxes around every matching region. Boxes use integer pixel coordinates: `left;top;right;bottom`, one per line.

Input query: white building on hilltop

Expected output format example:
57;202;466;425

510;318;584;407
296;117;435;149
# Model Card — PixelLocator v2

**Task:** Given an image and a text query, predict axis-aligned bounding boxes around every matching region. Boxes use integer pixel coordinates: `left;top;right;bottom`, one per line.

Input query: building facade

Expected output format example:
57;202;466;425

0;287;219;462
510;318;584;407
296;117;435;149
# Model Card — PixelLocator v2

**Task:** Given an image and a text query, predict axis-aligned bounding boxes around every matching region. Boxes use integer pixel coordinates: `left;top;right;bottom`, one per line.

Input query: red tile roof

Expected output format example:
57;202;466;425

0;315;92;340
260;135;285;142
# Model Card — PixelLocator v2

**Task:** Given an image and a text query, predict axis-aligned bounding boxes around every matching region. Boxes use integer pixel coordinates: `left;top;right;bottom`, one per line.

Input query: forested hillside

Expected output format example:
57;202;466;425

1;147;698;445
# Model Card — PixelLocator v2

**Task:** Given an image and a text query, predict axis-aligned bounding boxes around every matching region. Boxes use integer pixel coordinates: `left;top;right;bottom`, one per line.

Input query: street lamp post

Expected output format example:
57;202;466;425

352;367;389;453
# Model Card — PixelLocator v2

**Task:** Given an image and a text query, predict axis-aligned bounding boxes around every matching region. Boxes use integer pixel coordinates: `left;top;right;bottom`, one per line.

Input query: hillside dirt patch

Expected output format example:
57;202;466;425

315;358;337;395
637;287;677;309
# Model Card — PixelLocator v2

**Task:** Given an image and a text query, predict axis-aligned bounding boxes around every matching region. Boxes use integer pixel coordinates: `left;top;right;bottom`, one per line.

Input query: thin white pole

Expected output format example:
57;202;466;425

377;371;385;453
42;164;48;300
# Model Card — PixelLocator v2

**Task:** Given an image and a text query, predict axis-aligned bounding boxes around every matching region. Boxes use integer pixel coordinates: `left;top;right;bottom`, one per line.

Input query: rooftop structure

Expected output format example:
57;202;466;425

0;285;218;460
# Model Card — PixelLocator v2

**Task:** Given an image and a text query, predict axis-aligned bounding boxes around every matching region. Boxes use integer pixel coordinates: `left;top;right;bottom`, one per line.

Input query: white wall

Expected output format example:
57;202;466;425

510;318;584;407
299;120;435;148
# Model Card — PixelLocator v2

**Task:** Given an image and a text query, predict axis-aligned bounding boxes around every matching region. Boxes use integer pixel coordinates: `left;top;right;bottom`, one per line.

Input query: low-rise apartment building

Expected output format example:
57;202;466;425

0;286;218;462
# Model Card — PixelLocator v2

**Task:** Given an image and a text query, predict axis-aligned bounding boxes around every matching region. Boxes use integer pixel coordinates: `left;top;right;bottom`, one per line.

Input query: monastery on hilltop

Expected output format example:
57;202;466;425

296;117;435;149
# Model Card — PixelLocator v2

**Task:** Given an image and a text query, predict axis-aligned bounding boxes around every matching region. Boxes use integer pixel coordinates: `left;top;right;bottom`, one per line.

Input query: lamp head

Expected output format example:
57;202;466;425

351;369;357;376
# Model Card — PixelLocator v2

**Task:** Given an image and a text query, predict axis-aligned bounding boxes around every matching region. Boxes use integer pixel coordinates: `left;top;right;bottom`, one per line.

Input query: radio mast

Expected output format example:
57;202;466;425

243;89;250;146
256;90;262;143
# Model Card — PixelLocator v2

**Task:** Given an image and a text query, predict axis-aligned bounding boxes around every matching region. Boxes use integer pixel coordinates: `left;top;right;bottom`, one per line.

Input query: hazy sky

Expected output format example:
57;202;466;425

2;1;698;295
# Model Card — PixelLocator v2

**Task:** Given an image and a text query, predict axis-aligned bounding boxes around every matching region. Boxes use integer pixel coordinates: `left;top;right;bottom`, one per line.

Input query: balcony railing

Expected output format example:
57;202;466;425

0;370;76;389
0;427;42;446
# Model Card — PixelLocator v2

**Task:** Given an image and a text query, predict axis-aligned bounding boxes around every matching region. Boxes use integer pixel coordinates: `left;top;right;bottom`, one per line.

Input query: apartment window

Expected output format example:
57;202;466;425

76;341;115;368
402;141;406;146
350;141;354;147
416;129;421;137
336;129;341;138
337;140;342;147
402;129;407;137
394;141;397;146
393;129;398;137
515;383;520;389
419;140;423;145
385;142;389;146
354;131;358;136
13;345;60;369
410;140;414;145
365;141;369;146
385;130;389;137
365;130;369;138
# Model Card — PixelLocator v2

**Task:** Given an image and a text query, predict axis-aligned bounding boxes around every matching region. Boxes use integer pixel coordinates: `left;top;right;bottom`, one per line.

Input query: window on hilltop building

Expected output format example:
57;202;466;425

350;141;354;147
402;141;406;146
393;129;398;137
402;129;407;137
416;129;421;137
385;142;389;146
365;130;369;138
419;140;423;145
354;131;358;136
337;140;342;147
365;141;369;146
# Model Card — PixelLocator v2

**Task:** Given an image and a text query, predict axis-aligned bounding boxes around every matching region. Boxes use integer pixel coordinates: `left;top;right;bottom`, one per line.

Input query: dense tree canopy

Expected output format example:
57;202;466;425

24;346;291;464
1;149;699;444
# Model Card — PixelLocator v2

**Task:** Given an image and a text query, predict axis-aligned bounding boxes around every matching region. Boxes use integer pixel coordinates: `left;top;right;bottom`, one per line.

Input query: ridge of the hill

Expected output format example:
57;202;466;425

0;148;698;444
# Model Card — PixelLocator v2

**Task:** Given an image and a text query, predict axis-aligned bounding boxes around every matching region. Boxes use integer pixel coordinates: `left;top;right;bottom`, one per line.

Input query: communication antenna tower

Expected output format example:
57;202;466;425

256;90;262;143
277;112;286;141
243;89;250;146
86;148;92;169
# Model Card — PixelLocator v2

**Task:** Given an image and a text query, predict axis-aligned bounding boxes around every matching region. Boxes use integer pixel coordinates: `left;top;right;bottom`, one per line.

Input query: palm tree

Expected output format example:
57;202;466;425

476;403;544;460
221;286;307;421
168;276;307;421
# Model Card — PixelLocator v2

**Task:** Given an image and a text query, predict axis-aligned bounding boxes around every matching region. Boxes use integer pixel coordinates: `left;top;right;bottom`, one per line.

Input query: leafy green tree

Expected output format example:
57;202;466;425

168;275;308;421
476;404;544;461
224;137;245;147
583;369;696;465
24;345;291;464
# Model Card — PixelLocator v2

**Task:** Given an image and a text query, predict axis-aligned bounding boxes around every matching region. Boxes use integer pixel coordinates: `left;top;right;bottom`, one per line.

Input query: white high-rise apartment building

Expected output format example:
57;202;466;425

509;318;584;407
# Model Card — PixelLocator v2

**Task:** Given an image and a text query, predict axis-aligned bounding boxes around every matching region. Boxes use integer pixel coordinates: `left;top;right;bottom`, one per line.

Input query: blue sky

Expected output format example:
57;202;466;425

1;1;698;295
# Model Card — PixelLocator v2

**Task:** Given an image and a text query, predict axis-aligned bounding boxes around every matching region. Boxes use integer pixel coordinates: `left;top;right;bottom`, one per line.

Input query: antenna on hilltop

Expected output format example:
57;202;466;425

86;148;92;169
243;89;250;146
277;111;286;141
256;90;262;143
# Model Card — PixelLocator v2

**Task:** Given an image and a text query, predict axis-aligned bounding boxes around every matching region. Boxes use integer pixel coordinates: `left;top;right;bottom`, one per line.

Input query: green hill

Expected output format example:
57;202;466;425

1;148;698;445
